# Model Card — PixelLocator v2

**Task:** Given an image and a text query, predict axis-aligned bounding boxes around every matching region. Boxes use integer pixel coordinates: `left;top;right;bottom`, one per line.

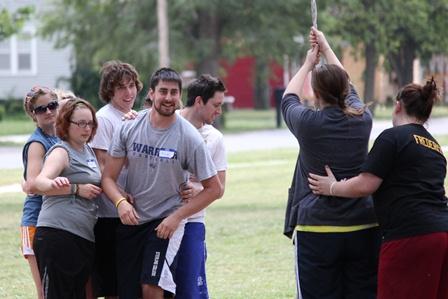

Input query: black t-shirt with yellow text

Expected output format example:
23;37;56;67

362;123;448;241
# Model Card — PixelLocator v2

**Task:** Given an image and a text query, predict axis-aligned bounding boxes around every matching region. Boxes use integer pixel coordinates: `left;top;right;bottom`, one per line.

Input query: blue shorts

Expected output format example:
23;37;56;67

175;222;209;299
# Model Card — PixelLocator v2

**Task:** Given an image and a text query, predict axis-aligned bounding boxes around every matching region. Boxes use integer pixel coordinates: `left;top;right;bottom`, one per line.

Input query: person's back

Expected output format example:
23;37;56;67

282;27;380;299
283;79;376;227
362;123;448;242
308;78;448;299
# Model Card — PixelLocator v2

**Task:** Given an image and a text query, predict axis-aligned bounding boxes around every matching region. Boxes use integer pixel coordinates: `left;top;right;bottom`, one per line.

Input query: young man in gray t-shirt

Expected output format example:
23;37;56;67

102;68;222;299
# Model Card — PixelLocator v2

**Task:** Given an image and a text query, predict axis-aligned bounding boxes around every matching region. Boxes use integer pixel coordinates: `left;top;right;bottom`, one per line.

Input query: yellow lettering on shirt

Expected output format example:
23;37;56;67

413;135;443;154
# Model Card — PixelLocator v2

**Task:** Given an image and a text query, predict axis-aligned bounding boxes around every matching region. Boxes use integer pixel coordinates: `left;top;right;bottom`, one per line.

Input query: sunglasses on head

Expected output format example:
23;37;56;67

33;101;59;114
26;86;52;99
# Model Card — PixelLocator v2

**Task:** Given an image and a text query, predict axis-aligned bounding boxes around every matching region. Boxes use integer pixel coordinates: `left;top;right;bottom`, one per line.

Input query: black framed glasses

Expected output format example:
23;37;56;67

70;120;95;128
33;101;59;114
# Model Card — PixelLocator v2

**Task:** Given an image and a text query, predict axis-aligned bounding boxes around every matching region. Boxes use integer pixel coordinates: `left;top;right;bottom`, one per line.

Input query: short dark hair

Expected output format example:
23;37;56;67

56;98;98;143
99;60;143;103
186;74;226;107
149;67;182;91
397;77;439;123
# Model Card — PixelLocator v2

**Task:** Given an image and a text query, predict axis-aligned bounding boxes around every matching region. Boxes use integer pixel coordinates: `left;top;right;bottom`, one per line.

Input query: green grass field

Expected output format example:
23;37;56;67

0;148;298;298
1;106;448;137
1;144;448;298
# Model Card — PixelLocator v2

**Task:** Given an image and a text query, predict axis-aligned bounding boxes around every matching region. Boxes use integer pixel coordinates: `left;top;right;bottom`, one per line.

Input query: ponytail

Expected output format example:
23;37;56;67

397;77;439;122
311;64;365;117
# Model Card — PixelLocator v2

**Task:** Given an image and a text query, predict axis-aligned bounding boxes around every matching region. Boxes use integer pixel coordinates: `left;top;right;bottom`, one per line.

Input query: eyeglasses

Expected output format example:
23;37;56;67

33;101;59;114
70;120;95;128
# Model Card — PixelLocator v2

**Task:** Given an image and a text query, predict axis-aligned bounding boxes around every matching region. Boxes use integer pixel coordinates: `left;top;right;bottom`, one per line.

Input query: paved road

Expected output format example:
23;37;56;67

1;118;448;169
225;117;448;152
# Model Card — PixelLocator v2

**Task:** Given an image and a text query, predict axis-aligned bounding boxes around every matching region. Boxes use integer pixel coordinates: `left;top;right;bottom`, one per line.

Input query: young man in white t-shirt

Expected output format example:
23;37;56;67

89;60;142;298
177;74;227;299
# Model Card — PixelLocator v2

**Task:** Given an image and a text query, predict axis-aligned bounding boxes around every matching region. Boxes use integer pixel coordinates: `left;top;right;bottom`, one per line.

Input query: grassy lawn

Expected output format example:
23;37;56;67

0;116;35;137
1;143;448;297
1;106;448;137
0;148;298;298
0;169;22;185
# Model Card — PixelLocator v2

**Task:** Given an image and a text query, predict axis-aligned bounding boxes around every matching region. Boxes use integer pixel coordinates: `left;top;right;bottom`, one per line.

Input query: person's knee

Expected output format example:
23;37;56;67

141;283;163;299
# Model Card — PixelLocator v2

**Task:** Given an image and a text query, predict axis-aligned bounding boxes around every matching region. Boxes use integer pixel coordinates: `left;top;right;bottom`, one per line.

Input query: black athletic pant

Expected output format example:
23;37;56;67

295;227;381;299
34;227;94;299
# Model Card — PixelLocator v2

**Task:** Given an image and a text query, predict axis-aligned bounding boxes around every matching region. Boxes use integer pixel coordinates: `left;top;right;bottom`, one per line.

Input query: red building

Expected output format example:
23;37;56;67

221;56;284;108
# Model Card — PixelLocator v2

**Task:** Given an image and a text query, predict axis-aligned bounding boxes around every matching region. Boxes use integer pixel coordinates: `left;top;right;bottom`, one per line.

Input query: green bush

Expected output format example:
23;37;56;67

1;98;23;116
0;105;4;121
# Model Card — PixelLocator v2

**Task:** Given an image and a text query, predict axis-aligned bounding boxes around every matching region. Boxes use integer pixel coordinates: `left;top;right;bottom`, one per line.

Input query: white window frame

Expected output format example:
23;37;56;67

0;24;37;76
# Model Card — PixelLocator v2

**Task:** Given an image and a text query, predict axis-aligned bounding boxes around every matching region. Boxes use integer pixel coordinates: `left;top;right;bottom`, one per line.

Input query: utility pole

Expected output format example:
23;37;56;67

157;0;169;67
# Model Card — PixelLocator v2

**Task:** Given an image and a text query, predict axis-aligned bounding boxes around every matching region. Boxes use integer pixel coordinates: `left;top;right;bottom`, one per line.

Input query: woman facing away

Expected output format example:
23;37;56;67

309;78;448;299
282;27;380;299
32;98;102;299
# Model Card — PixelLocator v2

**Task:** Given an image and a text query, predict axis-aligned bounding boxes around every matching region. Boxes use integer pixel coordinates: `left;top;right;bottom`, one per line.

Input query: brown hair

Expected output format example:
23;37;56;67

99;60;143;103
23;86;58;121
397;77;439;123
56;98;98;143
311;64;364;116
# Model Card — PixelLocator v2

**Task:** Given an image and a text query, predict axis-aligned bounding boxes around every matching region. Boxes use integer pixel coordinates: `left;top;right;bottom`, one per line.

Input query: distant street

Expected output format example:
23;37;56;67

1;118;448;170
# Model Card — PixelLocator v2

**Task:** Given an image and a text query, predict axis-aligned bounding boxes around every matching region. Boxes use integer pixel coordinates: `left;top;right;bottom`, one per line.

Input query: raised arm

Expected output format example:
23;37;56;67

284;46;319;97
310;27;344;70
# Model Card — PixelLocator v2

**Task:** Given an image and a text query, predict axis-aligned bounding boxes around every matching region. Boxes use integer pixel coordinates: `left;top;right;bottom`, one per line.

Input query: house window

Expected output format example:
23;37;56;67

0;40;11;71
0;25;37;76
17;31;33;71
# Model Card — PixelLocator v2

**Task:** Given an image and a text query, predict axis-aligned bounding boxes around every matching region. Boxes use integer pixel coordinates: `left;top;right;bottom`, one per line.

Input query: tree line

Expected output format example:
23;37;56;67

4;0;448;108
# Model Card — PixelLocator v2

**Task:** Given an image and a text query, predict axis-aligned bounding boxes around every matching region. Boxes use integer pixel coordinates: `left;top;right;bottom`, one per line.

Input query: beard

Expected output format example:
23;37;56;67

153;102;176;117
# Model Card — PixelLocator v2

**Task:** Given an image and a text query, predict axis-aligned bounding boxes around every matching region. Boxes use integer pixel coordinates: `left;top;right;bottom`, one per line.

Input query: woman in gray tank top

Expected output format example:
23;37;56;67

32;99;102;299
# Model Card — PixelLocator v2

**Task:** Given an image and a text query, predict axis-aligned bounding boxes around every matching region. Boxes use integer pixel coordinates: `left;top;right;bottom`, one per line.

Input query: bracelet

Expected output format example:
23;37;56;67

115;197;127;209
329;181;337;196
71;183;78;195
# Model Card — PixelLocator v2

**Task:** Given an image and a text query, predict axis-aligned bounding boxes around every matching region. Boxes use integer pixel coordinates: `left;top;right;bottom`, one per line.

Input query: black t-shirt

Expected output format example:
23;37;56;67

282;85;377;227
362;123;448;241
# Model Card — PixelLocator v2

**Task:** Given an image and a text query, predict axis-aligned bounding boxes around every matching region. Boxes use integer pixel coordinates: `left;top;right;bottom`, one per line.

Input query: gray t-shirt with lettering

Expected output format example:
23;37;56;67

109;110;217;224
37;141;101;242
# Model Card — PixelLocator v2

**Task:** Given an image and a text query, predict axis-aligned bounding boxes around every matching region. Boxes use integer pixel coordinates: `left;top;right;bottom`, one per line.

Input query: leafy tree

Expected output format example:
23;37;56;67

326;0;448;92
41;0;317;109
40;0;159;107
325;0;385;103
381;0;448;86
170;0;316;108
0;6;33;40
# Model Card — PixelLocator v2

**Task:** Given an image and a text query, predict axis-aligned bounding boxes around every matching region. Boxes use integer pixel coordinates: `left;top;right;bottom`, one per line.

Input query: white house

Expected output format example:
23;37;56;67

0;0;72;100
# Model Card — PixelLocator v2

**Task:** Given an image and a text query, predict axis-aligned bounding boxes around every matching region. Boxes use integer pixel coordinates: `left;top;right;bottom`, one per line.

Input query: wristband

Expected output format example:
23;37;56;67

71;183;78;195
115;197;127;209
330;181;337;196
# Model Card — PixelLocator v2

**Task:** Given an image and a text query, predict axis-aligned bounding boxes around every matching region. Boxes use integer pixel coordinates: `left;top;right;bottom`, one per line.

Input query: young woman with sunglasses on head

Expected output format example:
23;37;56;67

21;86;61;299
32;98;102;299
